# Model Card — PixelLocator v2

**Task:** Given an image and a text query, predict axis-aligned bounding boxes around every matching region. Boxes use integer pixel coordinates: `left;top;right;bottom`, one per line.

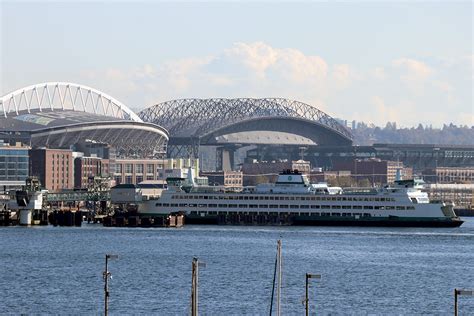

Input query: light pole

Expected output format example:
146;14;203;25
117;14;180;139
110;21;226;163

305;273;321;316
191;257;206;316
454;288;473;316
103;254;118;316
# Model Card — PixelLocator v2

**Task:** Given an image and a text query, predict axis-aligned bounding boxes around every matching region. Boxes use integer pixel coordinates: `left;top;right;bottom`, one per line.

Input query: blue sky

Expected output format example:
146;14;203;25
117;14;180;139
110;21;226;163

1;1;472;127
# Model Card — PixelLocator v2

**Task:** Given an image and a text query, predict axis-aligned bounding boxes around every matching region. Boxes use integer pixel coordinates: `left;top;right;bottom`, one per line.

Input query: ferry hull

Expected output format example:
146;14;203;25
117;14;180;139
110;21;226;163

182;214;464;228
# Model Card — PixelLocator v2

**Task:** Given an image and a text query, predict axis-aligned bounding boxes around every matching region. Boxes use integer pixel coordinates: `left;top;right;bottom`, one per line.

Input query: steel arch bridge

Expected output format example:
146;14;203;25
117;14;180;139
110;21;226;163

139;98;353;157
0;82;142;121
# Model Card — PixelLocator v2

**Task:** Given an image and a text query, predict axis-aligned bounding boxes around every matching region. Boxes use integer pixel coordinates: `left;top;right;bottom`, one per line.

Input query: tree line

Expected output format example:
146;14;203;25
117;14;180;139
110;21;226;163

352;122;474;145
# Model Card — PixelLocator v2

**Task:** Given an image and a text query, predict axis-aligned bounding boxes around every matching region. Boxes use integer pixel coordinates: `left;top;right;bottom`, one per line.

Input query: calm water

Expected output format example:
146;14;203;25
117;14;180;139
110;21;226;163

1;219;473;315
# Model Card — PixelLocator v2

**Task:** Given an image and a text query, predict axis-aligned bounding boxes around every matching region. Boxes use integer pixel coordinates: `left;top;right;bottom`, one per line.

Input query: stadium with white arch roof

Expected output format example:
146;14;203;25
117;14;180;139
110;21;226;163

0;82;169;157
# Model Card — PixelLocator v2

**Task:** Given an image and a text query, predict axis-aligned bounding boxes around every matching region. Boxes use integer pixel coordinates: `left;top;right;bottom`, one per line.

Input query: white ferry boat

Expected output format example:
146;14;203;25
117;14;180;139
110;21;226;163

138;170;463;227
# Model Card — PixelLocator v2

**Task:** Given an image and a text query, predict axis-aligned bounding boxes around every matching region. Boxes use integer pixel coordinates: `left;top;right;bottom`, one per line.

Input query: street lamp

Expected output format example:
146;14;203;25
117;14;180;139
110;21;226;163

305;273;322;316
454;288;473;316
103;254;118;316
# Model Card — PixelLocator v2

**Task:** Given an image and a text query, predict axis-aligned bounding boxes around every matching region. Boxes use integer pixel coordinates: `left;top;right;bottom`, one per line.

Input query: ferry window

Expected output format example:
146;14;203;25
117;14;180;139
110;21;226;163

218;204;228;208
218;211;226;215
347;197;352;201
238;204;248;208
310;197;316;201
250;204;258;209
336;197;342;201
171;204;178;207
284;197;289;200
244;196;249;200
331;197;337;201
179;203;188;207
163;203;170;207
289;197;295;200
407;206;415;210
396;206;405;210
321;212;329;216
332;205;341;209
190;211;197;215
353;205;362;210
313;212;320;216
342;205;351;209
279;205;288;209
155;203;162;207
270;205;278;209
259;205;268;208
300;205;309;209
386;206;395;210
265;196;269;200
238;196;243;200
189;204;197;207
198;204;207;207
380;198;386;202
204;196;208;200
290;205;299;209
342;197;347;201
364;206;373;210
310;205;320;209
321;205;331;209
363;213;371;217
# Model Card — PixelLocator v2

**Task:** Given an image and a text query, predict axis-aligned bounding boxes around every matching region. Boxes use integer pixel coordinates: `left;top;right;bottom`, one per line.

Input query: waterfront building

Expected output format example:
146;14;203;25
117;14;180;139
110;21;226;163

332;158;412;185
425;183;474;209
422;167;474;184
113;158;200;185
0;141;30;191
201;170;243;189
74;155;110;189
29;148;74;192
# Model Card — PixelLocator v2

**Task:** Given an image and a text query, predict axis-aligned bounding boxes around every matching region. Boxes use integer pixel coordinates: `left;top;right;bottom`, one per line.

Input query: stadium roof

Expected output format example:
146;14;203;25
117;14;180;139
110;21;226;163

0;83;168;156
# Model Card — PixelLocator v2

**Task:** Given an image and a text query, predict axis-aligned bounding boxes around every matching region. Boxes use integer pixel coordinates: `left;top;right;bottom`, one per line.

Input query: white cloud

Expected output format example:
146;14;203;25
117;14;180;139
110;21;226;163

392;58;434;81
74;42;471;127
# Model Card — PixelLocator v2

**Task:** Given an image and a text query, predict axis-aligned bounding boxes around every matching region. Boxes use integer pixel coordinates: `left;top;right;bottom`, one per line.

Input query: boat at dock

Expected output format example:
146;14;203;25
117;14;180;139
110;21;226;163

137;170;464;227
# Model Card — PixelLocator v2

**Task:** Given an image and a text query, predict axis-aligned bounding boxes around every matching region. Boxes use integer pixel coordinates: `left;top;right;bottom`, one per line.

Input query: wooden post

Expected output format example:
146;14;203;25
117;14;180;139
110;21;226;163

305;273;309;316
277;240;282;316
454;288;458;316
103;254;118;316
104;255;109;316
191;257;206;316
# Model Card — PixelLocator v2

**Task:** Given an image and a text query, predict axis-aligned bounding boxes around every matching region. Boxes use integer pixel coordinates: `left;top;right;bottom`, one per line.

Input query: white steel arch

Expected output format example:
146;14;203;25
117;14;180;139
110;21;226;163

0;82;142;122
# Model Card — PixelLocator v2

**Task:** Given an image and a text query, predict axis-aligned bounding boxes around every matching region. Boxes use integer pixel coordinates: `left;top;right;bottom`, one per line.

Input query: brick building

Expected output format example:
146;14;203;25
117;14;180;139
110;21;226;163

30;148;74;192
74;156;110;188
